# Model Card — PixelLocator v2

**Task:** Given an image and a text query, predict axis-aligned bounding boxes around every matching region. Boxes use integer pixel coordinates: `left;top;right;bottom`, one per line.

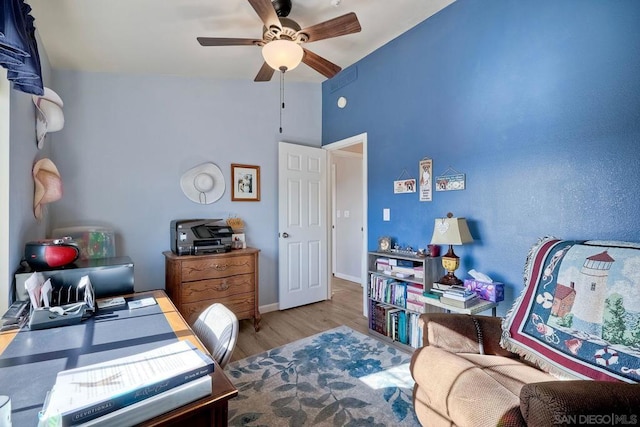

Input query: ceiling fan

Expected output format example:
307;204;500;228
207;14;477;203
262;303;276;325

197;0;362;82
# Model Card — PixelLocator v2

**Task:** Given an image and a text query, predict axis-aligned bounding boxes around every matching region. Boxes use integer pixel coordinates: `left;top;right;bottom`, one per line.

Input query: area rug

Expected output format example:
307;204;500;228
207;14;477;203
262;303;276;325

224;325;420;426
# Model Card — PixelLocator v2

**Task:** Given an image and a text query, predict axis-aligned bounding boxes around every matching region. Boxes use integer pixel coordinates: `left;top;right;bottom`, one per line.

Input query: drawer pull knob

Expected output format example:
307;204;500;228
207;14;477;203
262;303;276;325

215;283;230;291
213;260;250;271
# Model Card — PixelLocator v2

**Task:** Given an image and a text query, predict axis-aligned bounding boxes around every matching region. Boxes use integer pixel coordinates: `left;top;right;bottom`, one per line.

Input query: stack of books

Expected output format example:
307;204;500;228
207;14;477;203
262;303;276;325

390;264;415;278
439;286;480;308
375;257;390;272
376;258;418;279
38;340;214;426
405;283;425;313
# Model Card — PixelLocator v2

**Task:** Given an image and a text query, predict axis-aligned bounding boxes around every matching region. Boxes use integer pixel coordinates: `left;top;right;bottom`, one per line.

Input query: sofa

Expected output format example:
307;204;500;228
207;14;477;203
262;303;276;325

410;238;640;426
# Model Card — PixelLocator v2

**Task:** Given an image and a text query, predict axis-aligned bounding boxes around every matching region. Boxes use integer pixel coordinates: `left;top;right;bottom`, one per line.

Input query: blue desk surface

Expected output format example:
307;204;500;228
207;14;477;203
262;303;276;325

0;293;180;427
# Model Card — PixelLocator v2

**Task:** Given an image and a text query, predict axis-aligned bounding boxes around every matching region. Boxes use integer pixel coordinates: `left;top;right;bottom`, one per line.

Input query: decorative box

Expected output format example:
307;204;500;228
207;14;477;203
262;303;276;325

51;226;116;260
464;279;504;302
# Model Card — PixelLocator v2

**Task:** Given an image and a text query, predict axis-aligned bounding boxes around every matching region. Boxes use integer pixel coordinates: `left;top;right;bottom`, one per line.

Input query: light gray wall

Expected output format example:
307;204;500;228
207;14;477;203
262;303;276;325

47;70;321;306
4;34;54;307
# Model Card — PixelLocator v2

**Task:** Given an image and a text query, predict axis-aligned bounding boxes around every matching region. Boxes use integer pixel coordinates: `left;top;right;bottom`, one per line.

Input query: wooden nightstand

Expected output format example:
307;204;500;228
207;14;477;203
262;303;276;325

163;248;261;331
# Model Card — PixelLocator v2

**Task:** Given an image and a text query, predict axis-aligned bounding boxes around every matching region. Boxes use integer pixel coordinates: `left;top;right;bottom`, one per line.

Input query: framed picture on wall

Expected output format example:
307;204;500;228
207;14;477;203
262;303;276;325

419;158;432;201
231;164;260;201
393;179;417;194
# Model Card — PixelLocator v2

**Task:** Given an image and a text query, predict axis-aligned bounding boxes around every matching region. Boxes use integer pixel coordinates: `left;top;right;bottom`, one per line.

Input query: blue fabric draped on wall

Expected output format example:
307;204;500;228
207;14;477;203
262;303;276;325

1;0;44;95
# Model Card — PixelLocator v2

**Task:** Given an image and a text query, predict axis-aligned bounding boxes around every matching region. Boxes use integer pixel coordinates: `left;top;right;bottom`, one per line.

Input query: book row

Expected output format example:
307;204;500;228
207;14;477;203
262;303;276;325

369;301;423;349
368;275;424;311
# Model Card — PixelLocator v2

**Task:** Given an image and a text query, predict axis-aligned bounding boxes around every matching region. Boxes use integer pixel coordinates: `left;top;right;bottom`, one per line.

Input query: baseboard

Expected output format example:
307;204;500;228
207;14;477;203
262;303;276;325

334;273;362;284
259;302;279;314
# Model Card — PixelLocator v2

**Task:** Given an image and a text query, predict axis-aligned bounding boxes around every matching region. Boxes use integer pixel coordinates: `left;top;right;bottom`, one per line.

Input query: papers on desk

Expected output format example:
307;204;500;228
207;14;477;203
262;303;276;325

96;297;126;309
38;341;214;426
27;274;96;330
127;297;156;310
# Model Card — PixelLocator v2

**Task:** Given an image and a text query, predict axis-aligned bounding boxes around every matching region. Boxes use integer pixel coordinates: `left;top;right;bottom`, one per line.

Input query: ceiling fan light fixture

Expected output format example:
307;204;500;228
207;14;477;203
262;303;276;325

262;39;303;72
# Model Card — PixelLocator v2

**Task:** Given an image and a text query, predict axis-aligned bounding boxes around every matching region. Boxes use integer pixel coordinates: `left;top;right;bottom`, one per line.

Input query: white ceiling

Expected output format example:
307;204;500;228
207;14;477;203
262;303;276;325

27;0;455;84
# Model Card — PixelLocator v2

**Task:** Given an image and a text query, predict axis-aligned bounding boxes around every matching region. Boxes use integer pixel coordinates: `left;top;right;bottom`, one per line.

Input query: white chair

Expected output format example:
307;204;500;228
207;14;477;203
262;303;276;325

191;303;239;368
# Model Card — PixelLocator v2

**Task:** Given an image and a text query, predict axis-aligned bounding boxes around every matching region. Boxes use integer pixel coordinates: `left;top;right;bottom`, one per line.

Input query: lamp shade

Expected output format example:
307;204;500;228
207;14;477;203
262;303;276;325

262;40;304;71
430;216;473;245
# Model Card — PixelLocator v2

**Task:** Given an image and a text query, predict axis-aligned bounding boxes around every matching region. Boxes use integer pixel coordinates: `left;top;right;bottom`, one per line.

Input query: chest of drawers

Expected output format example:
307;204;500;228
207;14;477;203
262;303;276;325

163;248;261;331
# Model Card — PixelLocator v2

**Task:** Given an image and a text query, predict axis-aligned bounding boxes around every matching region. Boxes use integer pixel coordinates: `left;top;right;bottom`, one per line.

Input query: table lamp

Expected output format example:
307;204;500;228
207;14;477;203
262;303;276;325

430;212;473;286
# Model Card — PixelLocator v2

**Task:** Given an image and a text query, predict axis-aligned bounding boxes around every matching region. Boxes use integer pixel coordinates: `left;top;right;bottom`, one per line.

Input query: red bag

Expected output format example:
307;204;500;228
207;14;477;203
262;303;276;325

24;239;80;269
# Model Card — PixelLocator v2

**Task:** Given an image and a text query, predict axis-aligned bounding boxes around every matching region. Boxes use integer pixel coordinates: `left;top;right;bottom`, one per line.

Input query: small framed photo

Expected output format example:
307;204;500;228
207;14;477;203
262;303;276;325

231;164;260;201
231;233;246;249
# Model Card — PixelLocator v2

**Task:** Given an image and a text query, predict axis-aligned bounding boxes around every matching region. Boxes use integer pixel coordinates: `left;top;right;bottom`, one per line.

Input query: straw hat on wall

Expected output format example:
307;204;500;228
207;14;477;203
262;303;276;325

180;162;225;204
32;87;65;149
33;158;63;220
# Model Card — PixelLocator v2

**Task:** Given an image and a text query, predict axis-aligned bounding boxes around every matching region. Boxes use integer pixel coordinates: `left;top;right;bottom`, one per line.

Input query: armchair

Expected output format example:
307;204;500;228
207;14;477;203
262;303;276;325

410;313;640;426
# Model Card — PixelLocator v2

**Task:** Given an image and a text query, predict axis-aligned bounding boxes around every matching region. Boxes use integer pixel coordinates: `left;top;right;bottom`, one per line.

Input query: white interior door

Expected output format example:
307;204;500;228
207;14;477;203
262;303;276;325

278;142;328;310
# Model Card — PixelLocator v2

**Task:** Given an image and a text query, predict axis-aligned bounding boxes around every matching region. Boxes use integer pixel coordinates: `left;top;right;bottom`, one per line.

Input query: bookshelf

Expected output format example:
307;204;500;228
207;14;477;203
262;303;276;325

367;251;444;352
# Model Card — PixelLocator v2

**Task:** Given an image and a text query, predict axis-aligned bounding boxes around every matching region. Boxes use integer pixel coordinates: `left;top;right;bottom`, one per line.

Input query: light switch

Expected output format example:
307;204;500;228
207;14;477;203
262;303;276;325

383;208;390;221
336;210;341;218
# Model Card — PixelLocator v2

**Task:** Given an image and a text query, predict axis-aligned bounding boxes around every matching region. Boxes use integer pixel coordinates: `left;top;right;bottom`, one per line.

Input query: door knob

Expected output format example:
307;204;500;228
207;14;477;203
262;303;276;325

282;232;289;238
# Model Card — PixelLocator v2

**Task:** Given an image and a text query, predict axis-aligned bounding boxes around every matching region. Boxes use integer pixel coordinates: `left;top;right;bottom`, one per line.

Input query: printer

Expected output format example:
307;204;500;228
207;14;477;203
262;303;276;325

170;219;233;256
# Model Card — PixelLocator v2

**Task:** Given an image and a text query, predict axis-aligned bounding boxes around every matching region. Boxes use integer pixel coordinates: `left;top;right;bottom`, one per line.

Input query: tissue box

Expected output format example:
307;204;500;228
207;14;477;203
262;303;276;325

464;279;504;302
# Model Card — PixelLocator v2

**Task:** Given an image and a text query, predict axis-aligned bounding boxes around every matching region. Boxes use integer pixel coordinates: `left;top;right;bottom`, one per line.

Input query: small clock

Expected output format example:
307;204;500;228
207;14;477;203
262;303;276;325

378;236;392;252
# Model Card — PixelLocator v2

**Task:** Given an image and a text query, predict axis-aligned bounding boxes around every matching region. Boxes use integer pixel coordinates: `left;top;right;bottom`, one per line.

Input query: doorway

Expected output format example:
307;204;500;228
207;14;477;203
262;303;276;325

325;133;368;315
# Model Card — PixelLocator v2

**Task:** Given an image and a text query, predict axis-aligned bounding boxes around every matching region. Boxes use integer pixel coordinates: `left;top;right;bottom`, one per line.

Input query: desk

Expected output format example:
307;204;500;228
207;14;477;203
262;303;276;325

0;290;238;426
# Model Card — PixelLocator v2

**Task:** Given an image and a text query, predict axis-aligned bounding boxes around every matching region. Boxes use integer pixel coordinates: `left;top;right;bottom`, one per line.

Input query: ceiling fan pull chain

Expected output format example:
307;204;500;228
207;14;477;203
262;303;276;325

279;69;285;133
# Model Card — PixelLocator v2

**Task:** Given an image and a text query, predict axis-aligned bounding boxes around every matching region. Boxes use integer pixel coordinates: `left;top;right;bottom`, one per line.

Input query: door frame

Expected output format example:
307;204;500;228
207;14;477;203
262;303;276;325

324;133;368;316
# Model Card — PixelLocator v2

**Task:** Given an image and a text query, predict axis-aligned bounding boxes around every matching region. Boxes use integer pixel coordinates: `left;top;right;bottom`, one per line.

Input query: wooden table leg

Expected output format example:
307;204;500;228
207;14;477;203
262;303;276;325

212;401;229;426
253;313;261;332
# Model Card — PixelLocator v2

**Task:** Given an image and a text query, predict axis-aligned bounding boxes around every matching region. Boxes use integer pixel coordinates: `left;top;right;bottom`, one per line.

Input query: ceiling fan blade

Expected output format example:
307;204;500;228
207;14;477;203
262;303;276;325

302;48;341;79
197;37;262;47
254;62;275;82
298;12;361;43
247;0;282;31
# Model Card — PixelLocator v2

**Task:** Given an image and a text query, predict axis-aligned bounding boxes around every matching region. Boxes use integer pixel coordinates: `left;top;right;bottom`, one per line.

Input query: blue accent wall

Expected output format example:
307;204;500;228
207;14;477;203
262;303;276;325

322;0;640;312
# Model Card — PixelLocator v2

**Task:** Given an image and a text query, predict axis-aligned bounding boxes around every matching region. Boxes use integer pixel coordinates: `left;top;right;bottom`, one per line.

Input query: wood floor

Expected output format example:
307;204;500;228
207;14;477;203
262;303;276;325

231;277;368;362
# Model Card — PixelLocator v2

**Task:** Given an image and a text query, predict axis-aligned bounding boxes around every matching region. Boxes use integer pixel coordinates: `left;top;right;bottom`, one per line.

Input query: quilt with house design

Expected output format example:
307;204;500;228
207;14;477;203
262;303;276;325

501;237;640;383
